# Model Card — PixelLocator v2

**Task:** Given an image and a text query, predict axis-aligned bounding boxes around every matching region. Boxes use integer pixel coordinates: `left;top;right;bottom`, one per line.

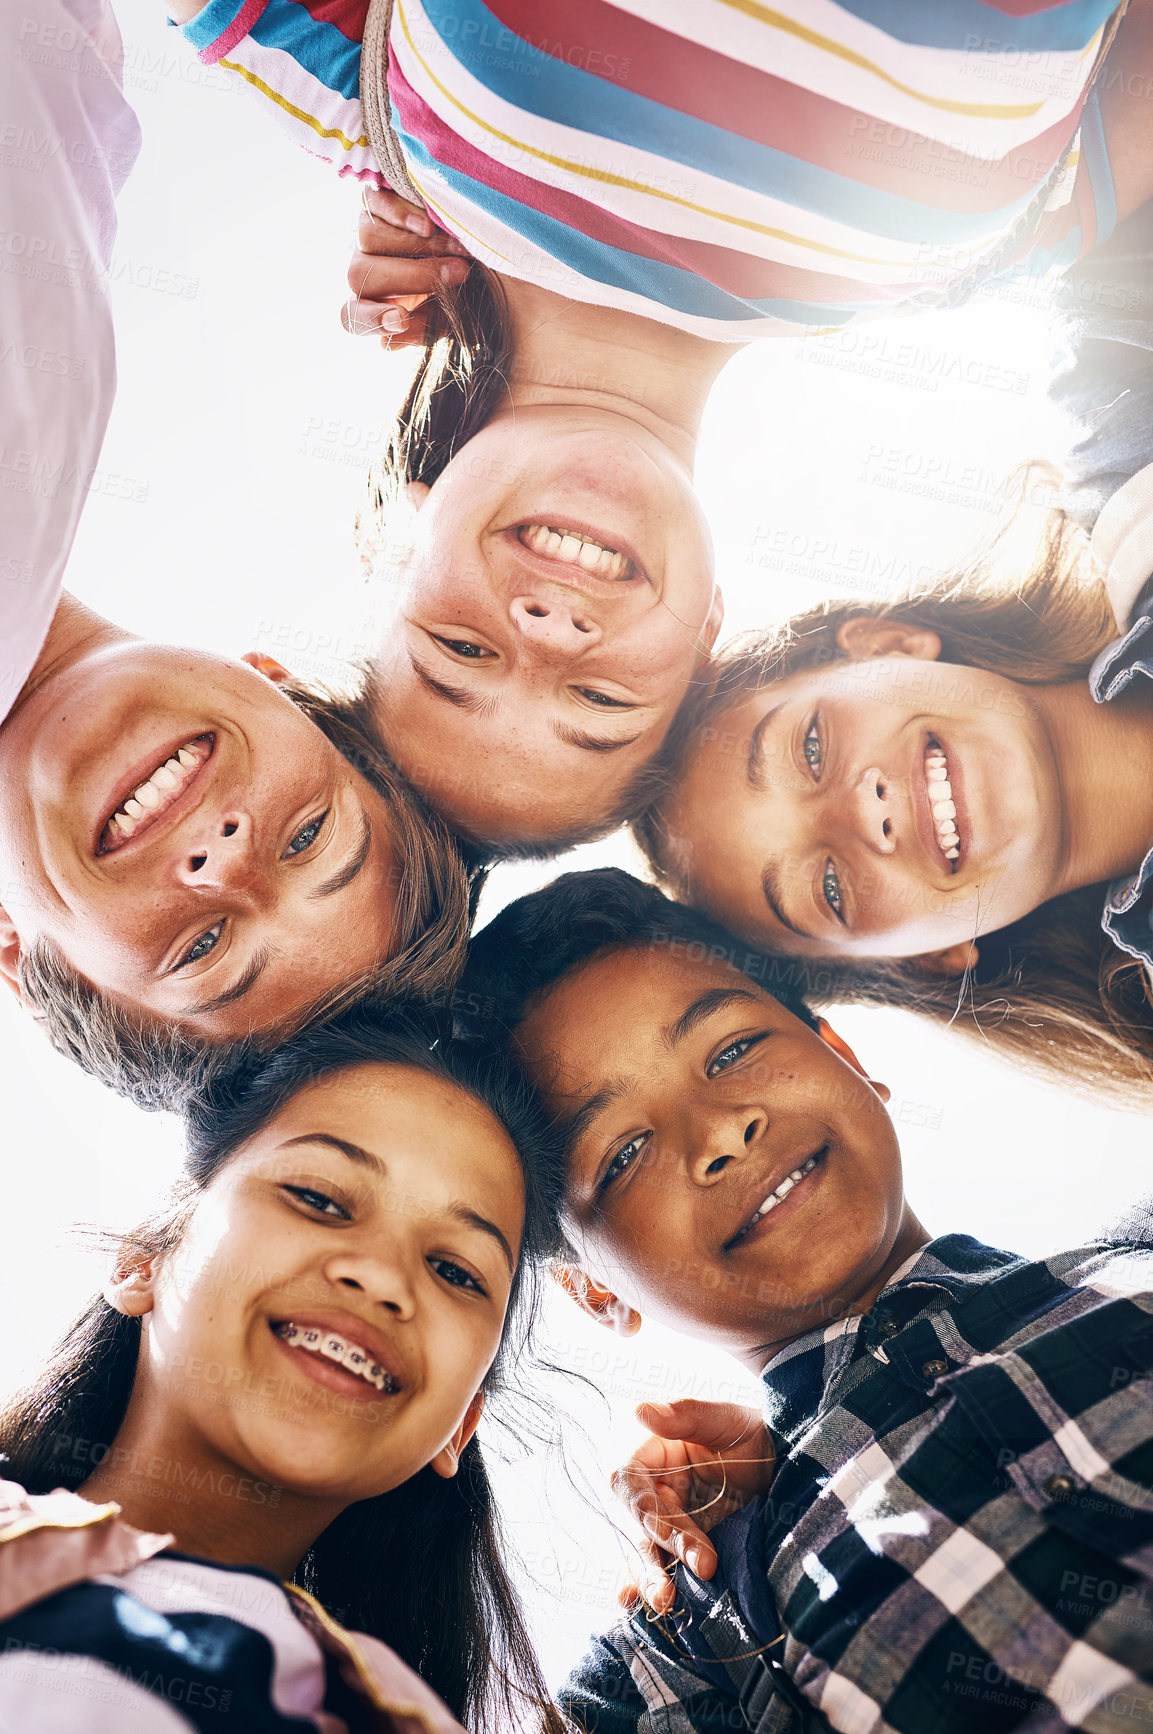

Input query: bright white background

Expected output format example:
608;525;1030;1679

1;0;1150;1690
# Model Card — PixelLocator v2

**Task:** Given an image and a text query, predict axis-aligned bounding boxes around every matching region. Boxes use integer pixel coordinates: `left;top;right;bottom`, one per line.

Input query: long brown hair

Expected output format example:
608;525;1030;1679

1;1007;566;1732
634;492;1153;1104
358;268;514;559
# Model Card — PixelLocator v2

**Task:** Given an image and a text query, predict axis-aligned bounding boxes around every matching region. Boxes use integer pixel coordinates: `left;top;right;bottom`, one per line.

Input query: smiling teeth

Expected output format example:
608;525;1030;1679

101;736;211;849
926;743;961;862
520;523;635;580
274;1322;398;1393
734;1153;820;1244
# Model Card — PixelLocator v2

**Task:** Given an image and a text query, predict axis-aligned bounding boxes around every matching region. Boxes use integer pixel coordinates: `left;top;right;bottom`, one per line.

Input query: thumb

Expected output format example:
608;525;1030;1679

636;1399;760;1449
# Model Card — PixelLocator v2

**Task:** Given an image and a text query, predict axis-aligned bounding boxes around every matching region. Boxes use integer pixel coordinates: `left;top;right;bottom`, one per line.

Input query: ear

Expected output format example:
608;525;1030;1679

429;1389;485;1480
699;585;724;655
835;617;942;664
815;1016;891;1104
103;1250;157;1319
241;651;292;685
0;905;26;1006
553;1265;642;1337
913;940;979;977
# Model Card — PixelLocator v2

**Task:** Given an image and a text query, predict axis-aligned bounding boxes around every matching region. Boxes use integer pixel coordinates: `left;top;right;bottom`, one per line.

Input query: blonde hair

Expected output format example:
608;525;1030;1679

18;678;474;1110
634;488;1153;1105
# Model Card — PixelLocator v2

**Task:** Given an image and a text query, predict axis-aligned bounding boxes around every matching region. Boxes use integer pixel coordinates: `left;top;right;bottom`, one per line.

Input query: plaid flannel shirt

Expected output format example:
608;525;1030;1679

561;1233;1153;1734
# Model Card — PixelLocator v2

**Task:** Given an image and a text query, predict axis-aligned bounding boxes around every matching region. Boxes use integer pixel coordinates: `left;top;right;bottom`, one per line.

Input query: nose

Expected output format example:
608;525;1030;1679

174;809;268;898
847;765;896;856
324;1243;417;1321
508;593;602;658
686;1103;768;1187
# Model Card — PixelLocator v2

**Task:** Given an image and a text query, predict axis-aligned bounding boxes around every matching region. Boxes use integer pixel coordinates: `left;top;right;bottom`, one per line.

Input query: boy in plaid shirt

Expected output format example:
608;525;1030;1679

468;869;1153;1733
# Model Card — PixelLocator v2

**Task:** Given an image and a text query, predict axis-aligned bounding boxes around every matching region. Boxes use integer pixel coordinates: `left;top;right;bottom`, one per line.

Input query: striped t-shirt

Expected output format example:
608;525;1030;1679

183;0;1122;340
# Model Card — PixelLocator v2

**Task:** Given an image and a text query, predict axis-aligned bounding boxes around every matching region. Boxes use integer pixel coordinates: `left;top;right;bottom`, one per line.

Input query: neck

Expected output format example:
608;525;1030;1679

500;279;740;471
79;1405;344;1581
736;1208;932;1375
1035;677;1153;894
8;592;130;719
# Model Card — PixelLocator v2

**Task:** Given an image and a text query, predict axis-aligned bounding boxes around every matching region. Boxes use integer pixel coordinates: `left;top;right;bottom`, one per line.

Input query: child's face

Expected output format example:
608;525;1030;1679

661;647;1062;959
138;1064;524;1502
372;405;721;847
0;645;404;1037
514;945;907;1355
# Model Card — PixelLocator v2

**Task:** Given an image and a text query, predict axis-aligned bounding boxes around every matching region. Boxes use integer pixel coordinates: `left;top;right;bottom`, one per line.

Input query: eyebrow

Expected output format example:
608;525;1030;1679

189;946;273;1016
450;1204;515;1273
552;722;643;753
663;987;764;1050
408;653;497;717
746;702;786;789
310;811;372;899
281;1134;515;1272
761;861;814;940
559;1082;631;1156
411;652;641;753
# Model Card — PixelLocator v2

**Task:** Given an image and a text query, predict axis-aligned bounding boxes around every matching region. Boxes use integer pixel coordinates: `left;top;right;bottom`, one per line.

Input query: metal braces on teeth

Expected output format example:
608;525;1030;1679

273;1321;397;1393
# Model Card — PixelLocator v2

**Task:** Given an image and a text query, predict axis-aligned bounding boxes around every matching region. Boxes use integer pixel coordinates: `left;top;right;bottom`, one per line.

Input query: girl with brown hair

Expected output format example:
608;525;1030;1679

169;0;1153;856
631;492;1153;1103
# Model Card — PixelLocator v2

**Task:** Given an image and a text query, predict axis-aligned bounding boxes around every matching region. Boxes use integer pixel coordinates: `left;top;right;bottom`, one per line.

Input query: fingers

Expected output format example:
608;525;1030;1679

612;1463;719;1580
347;248;470;306
342;251;470;346
617;1527;679;1616
358;195;472;257
617;1518;718;1617
641;1499;719;1581
341;293;434;346
343;201;473;347
618;1574;677;1616
636;1399;764;1451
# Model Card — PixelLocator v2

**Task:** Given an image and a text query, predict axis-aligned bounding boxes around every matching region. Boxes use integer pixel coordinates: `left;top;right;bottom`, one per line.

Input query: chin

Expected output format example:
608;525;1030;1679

245;1430;378;1496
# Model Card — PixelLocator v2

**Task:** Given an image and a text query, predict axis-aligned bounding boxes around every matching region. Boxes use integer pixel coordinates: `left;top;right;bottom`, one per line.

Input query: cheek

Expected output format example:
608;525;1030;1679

422;1309;500;1419
406;541;492;617
614;614;701;682
616;1185;693;1280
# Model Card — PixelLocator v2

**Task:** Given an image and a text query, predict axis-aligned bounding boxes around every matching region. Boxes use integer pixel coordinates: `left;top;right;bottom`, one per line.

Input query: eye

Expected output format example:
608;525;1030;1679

174;923;222;970
282;810;329;858
282;1184;350;1220
598;1133;648;1194
822;861;845;924
429;1257;487;1295
433;635;494;660
573;688;633;709
707;1033;768;1077
802;716;823;781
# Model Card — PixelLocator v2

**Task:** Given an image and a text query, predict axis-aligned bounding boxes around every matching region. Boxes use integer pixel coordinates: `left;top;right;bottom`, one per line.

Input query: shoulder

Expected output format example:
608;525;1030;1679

0;1479;171;1626
0;1551;359;1731
1091;463;1153;628
953;1237;1153;1348
288;1587;468;1734
0;0;141;723
561;1610;743;1734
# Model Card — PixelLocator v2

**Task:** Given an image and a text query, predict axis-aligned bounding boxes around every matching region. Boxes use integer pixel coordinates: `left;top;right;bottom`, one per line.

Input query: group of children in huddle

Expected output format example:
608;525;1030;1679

6;0;1153;1727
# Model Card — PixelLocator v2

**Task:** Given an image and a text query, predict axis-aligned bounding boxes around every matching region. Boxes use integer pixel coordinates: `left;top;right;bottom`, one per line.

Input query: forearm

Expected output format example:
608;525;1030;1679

171;0;383;187
1099;0;1153;223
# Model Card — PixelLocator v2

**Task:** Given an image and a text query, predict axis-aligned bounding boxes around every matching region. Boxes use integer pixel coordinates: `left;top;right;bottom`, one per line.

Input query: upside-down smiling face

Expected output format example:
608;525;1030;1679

513;944;918;1357
133;1064;526;1502
659;633;1064;960
0;643;403;1038
371;404;722;847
